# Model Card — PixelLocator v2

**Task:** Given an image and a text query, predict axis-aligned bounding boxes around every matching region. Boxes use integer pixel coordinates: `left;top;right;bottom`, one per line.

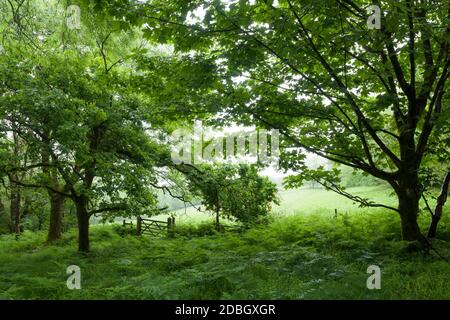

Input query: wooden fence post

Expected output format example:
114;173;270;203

167;217;175;237
137;216;142;235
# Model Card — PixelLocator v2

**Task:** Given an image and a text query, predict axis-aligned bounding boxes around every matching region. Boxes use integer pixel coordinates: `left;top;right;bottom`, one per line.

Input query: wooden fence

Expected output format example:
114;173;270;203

123;216;175;237
122;216;246;237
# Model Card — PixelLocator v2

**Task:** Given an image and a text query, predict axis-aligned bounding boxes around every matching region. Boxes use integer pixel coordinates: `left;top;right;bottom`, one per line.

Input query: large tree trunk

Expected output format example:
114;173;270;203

47;191;66;243
394;158;423;241
394;131;424;242
10;176;21;235
41;136;68;243
398;190;422;241
74;197;90;252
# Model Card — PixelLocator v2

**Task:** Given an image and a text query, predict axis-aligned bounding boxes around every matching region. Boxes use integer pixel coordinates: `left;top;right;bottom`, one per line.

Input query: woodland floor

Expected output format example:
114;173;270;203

1;205;450;300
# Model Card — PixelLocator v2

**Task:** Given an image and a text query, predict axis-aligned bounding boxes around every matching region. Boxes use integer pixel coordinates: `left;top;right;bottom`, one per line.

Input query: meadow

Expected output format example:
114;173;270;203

1;186;449;300
150;186;396;224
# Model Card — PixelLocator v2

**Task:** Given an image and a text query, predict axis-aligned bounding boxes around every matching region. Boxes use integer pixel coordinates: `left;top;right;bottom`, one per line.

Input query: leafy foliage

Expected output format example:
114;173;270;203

186;164;279;226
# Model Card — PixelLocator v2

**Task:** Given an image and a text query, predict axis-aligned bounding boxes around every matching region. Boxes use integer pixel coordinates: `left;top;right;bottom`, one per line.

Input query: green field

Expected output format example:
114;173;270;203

274;185;396;215
1;186;450;300
149;186;396;224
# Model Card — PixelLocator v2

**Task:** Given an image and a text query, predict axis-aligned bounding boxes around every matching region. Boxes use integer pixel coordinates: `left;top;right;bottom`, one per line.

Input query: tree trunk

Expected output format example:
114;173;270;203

215;208;220;227
215;192;221;230
394;132;425;242
427;171;450;238
395;172;423;242
0;198;5;216
47;191;66;243
21;195;32;233
398;193;422;241
9;132;22;235
41;139;67;242
0;198;5;230
428;216;439;239
75;197;90;252
10;177;21;235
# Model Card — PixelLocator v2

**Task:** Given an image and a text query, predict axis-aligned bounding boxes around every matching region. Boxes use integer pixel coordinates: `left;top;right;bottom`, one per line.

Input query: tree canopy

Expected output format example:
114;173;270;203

0;0;449;251
101;0;449;242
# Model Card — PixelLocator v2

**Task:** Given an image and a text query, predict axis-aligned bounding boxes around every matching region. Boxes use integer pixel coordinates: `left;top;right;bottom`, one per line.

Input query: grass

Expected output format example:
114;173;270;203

135;186;396;225
273;185;396;215
1;206;450;300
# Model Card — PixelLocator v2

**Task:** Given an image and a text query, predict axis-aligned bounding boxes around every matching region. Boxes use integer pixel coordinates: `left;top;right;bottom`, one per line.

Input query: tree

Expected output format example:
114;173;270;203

186;164;279;228
186;164;233;228
220;165;279;226
113;0;449;242
0;18;163;252
0;0;69;240
0;0;222;250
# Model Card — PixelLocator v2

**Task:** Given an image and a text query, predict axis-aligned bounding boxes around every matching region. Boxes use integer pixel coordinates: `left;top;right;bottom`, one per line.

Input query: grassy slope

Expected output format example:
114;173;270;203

145;186;396;224
1;204;450;299
274;185;396;214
